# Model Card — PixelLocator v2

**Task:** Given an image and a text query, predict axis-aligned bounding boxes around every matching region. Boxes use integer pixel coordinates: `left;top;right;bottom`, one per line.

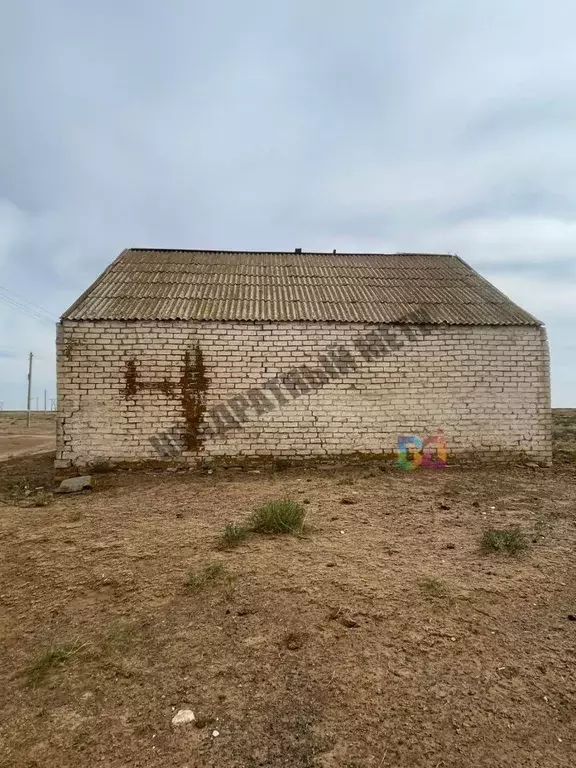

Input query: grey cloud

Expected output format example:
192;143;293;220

478;260;576;280
458;89;576;144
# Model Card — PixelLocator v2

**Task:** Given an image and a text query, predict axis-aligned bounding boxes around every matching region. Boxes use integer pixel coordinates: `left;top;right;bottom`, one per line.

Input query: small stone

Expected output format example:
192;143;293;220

212;730;220;738
446;543;456;550
340;498;357;505
171;709;195;726
568;615;576;621
439;503;450;510
56;476;93;494
340;616;359;628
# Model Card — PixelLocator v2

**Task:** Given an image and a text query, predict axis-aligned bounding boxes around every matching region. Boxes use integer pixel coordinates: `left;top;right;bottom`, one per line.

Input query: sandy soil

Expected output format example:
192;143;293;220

0;450;575;767
0;412;55;461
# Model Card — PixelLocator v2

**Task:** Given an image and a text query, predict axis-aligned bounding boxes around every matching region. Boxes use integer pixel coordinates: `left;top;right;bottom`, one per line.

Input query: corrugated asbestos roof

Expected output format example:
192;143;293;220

62;249;541;326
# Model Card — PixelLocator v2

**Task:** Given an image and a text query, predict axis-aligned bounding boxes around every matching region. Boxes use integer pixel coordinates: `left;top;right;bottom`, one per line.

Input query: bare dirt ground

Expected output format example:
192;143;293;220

0;412;55;461
0;413;574;768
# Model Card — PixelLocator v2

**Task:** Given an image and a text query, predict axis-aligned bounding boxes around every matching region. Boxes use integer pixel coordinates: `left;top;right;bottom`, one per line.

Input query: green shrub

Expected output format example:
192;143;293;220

203;562;225;579
249;500;306;534
26;640;86;686
186;562;230;590
217;522;249;549
481;528;528;555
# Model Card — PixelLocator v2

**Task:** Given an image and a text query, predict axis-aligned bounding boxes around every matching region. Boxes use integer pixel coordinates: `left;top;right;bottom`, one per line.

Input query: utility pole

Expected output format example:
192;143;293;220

26;352;33;428
44;389;47;412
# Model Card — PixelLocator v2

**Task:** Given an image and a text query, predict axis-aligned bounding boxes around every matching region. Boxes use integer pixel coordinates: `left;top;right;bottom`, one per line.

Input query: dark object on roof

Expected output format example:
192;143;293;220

62;249;541;326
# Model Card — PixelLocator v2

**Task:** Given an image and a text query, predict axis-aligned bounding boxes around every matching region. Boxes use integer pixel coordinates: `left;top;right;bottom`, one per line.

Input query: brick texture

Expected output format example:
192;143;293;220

55;321;552;467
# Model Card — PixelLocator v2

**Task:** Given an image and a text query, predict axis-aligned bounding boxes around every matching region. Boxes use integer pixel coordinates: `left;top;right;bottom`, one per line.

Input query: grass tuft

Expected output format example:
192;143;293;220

203;562;226;579
481;528;528;555
186;562;231;591
217;522;249;549
186;571;205;590
26;639;86;686
249;499;306;534
216;500;311;549
105;620;139;647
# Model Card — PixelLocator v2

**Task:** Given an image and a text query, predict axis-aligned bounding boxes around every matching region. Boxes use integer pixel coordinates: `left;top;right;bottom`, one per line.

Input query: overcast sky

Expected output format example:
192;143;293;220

1;0;575;409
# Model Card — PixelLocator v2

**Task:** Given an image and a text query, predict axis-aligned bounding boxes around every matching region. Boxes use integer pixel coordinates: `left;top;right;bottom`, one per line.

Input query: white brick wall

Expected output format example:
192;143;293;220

55;321;552;467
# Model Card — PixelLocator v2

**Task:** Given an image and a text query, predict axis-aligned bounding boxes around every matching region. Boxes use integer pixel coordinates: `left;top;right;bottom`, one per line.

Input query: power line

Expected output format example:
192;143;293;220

0;284;55;319
0;295;54;324
0;286;57;325
0;292;53;320
0;288;55;322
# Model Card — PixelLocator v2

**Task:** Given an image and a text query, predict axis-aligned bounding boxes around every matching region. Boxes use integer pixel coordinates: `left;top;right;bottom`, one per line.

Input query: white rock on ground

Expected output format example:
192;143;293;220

171;709;195;726
56;476;93;494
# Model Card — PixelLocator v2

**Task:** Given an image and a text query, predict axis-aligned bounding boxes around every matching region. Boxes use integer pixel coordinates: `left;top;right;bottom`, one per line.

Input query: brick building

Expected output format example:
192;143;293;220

56;249;551;468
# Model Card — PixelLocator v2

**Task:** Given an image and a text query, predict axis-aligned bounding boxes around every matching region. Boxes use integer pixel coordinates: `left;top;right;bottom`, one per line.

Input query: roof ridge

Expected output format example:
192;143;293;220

124;248;455;258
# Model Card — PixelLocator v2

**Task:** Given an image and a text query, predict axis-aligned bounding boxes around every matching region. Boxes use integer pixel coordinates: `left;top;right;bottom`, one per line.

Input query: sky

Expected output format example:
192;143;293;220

1;0;575;409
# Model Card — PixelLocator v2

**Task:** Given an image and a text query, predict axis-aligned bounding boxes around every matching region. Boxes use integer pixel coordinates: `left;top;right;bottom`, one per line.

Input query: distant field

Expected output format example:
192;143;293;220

0;411;56;460
0;411;56;432
552;408;576;461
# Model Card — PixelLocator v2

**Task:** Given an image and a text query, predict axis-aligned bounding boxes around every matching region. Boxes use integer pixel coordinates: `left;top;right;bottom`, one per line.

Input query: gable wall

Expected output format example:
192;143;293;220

56;321;551;467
